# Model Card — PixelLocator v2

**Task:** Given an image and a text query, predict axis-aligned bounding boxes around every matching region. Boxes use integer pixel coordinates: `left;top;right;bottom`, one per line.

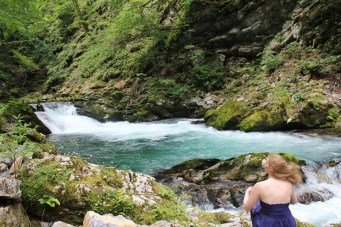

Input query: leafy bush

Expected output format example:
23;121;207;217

262;54;284;73
192;61;225;91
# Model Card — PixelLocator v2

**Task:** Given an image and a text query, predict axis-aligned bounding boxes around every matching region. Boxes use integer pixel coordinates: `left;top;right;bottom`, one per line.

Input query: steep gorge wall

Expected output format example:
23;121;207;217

31;0;340;130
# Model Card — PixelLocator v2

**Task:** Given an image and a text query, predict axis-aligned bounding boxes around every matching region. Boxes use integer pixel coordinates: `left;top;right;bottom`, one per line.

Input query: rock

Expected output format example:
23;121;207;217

205;99;248;130
9;156;24;175
0;163;8;174
297;190;333;204
83;211;137;227
147;221;182;227
0;153;14;167
0;177;21;201
51;221;75;227
19;154;189;225
239;108;287;132
287;102;331;129
0;203;30;227
155;153;305;208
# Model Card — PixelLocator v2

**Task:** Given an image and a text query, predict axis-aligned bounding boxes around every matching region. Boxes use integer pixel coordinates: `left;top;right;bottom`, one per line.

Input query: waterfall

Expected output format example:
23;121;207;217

33;102;102;134
33;102;208;137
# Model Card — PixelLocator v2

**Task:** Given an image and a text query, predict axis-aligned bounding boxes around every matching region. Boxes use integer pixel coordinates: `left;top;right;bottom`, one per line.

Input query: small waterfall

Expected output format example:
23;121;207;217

33;102;207;137
290;159;341;226
34;102;102;134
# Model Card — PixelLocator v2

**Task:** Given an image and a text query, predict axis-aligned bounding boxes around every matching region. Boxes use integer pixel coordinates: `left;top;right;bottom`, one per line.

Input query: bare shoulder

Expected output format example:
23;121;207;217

253;181;267;190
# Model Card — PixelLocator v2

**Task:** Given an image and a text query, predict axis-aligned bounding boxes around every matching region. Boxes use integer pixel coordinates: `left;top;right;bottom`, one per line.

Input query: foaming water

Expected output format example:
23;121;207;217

290;160;341;226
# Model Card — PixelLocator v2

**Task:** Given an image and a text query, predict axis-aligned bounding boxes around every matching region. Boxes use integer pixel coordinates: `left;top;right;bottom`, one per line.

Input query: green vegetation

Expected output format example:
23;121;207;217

39;195;61;208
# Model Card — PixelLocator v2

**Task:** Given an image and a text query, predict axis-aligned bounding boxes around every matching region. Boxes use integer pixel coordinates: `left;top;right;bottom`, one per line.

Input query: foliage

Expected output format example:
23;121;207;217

39;195;61;208
262;54;284;73
87;190;135;216
192;61;225;91
12;51;39;71
292;92;304;102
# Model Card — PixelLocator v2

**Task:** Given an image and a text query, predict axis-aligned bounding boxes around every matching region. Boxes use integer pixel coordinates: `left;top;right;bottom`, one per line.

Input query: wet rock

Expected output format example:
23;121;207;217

297;190;333;204
0;203;30;227
0;177;21;201
83;211;137;227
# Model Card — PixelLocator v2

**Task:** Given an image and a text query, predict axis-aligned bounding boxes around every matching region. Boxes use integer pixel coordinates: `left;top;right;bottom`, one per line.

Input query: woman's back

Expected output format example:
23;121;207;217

258;178;293;205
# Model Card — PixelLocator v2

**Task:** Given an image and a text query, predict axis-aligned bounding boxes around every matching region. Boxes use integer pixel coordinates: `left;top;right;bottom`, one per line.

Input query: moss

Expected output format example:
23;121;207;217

205;99;248;130
239;109;287;132
0;116;8;133
127;108;152;122
279;152;306;166
135;199;190;225
196;211;233;226
86;189;135;217
296;219;316;227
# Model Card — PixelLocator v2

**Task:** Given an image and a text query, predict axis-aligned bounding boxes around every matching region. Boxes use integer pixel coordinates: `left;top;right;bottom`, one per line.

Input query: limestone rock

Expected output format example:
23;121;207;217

0;177;21;201
83;211;137;227
0;163;8;174
0;153;14;167
0;203;30;227
51;221;75;227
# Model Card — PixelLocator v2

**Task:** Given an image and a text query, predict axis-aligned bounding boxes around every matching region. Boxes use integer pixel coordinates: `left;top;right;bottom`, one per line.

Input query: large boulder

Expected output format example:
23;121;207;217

18;154;189;225
83;211;137;227
205;99;249;130
239;108;287;132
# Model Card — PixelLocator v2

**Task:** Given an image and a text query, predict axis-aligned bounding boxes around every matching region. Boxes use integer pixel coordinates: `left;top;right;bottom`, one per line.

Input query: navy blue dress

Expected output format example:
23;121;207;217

251;200;296;227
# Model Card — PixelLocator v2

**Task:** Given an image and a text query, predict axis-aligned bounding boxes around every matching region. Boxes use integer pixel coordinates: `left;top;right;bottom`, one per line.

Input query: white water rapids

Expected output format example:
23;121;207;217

33;102;341;226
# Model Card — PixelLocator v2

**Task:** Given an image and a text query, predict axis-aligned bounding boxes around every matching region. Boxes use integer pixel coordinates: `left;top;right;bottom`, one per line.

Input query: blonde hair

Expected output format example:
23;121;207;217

266;154;303;184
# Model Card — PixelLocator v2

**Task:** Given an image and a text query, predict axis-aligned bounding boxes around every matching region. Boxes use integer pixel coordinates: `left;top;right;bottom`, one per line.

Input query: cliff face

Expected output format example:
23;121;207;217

22;0;340;130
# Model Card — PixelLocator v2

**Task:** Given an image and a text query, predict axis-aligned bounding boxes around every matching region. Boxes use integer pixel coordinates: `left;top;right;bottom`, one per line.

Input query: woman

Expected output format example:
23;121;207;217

243;154;303;227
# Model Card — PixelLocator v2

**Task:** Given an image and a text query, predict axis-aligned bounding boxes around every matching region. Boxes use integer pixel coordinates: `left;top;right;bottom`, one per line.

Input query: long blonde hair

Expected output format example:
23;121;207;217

266;154;303;184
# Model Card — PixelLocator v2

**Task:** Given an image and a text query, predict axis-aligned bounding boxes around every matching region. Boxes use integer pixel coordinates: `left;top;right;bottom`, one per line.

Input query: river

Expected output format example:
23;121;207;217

34;102;341;226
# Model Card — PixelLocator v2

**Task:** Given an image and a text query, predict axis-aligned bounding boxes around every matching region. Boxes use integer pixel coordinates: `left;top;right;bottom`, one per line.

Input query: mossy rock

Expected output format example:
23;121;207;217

205;99;249;130
19;155;190;225
221;152;305;182
288;101;331;129
239;108;287;131
163;158;221;174
2;99;50;134
196;211;233;226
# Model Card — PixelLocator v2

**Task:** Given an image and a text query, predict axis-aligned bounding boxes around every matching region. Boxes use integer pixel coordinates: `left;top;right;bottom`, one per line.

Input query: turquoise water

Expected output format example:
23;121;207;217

47;119;341;173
